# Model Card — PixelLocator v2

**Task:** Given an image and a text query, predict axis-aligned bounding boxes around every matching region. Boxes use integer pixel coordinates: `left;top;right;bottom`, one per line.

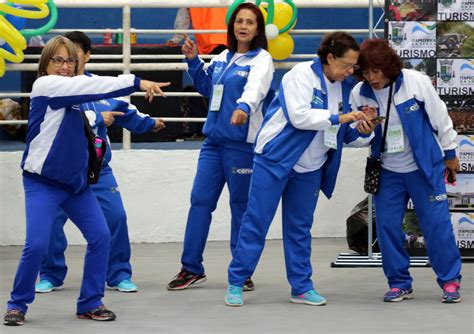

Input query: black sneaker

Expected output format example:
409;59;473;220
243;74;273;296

243;277;255;291
4;309;25;326
167;269;207;290
76;306;116;321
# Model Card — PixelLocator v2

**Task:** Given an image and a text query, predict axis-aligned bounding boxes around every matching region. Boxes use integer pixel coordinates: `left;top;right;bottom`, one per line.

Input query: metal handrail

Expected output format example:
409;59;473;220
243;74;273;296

47;0;383;9
0;117;206;125
1;0;381;149
33;28;384;35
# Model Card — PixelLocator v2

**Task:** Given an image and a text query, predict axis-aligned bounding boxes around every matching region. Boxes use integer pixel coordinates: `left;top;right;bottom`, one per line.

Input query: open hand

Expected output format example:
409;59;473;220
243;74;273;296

140;80;171;102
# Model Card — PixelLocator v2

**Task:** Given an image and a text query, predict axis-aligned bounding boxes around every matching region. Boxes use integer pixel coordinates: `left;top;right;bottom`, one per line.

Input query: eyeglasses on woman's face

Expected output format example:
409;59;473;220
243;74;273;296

334;55;360;71
49;56;77;68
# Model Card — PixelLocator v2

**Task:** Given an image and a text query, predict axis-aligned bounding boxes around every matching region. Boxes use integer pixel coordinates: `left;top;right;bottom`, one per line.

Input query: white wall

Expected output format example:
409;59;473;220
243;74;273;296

0;148;368;246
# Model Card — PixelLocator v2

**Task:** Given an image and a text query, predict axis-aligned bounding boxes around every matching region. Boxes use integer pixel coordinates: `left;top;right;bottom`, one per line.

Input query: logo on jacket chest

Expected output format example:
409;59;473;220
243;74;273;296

405;101;420;114
214;65;223;74
234;70;249;78
98;99;111;106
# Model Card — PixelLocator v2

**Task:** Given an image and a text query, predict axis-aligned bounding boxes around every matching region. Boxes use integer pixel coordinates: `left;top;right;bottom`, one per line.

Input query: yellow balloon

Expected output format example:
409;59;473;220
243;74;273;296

0;58;5;77
273;2;295;31
268;33;294;60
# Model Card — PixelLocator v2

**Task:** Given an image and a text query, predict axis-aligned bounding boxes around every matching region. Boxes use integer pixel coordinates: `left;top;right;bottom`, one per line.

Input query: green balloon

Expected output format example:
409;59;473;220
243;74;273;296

20;0;58;38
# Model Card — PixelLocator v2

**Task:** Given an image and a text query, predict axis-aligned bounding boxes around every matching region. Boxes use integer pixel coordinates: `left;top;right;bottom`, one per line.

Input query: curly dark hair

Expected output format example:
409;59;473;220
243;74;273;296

354;39;403;82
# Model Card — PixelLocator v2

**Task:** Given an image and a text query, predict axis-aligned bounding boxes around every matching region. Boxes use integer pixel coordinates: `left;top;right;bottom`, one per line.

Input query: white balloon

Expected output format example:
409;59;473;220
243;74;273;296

265;24;279;41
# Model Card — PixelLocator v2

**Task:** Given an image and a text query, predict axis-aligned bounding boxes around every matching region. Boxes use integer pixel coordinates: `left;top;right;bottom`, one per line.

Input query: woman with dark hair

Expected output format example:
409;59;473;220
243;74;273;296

225;31;372;307
3;36;169;326
167;2;274;291
351;39;462;303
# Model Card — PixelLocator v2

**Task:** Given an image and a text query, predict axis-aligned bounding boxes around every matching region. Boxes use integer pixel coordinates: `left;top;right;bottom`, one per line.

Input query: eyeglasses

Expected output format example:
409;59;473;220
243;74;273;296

334;56;360;71
49;56;77;68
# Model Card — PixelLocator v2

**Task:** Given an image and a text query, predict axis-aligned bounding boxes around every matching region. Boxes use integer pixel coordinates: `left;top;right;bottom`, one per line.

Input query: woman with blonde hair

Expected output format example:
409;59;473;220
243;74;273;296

3;36;169;326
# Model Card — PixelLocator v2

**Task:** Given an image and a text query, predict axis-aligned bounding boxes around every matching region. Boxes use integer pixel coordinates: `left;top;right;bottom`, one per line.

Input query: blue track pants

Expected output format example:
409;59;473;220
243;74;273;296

181;140;253;275
374;168;462;289
228;163;322;295
39;166;132;287
7;177;110;314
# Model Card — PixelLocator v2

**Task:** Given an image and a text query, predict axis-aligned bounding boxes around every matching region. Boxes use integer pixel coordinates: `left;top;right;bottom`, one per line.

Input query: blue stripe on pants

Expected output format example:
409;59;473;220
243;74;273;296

228;163;321;295
7;177;110;314
374;168;462;290
39;166;132;287
181;140;253;275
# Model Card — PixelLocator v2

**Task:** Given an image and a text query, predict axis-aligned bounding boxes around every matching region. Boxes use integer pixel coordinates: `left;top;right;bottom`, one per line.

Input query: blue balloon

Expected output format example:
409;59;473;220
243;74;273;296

5;5;27;30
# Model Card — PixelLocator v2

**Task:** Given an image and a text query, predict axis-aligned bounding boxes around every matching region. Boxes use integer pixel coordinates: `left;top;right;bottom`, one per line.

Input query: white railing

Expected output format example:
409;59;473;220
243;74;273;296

1;0;384;149
43;0;383;9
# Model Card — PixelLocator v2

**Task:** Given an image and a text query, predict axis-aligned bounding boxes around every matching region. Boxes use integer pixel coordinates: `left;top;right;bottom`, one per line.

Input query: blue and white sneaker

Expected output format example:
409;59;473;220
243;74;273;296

35;280;64;293
107;279;138;293
225;285;243;307
383;288;413;302
290;289;327;306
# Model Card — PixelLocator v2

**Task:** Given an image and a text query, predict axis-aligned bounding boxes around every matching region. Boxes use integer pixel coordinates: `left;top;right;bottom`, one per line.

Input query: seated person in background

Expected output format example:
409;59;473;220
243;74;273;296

168;7;227;55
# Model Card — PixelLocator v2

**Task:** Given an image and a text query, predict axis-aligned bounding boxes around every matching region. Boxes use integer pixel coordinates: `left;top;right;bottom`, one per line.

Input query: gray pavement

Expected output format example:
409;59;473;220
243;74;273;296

1;238;472;334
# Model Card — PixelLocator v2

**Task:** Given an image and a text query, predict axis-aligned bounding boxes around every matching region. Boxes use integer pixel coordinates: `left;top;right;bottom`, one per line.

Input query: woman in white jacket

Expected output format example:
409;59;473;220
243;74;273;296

225;32;372;307
351;39;462;304
3;36;169;326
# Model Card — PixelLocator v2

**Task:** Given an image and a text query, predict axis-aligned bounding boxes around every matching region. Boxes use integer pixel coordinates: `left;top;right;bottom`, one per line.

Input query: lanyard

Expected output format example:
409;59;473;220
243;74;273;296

215;52;246;85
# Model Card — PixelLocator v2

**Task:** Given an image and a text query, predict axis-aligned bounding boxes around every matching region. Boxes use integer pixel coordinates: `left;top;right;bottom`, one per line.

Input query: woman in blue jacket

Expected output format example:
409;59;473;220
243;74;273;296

35;31;165;295
350;39;462;303
167;2;274;291
225;32;372;307
3;36;169;326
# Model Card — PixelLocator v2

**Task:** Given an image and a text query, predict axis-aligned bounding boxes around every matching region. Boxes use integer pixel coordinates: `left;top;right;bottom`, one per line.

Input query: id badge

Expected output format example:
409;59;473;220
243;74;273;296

210;84;224;112
324;124;339;149
386;124;405;153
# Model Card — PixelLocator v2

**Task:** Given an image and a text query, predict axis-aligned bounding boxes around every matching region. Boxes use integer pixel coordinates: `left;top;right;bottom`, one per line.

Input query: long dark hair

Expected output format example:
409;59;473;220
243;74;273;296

227;3;267;52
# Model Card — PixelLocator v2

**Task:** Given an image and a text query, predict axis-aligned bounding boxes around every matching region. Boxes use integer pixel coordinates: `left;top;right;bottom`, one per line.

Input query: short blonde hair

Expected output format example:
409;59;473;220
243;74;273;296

37;36;79;77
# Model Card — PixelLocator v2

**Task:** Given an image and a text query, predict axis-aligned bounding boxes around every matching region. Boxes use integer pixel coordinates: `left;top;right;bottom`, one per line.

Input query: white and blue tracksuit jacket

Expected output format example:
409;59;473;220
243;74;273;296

82;71;156;165
228;58;367;293
21;74;140;194
39;76;156;287
350;69;457;189
186;48;274;149
350;69;461;289
83;100;155;166
254;57;362;198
